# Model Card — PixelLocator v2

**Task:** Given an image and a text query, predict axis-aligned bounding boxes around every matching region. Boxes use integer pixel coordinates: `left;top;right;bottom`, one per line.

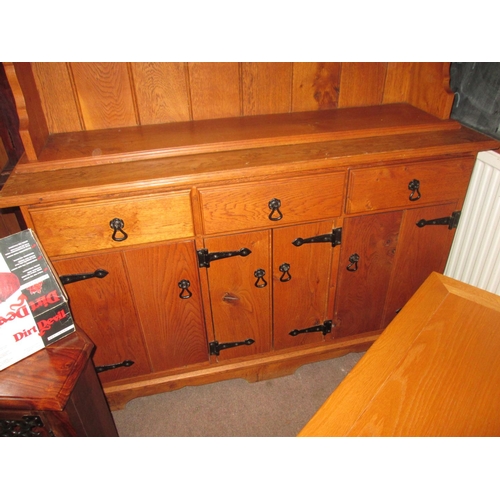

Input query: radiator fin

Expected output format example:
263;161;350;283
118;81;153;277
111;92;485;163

445;150;500;295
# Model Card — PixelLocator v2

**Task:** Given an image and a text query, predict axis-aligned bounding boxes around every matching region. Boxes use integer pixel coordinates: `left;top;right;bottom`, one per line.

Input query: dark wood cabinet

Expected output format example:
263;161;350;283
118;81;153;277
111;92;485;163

0;327;117;437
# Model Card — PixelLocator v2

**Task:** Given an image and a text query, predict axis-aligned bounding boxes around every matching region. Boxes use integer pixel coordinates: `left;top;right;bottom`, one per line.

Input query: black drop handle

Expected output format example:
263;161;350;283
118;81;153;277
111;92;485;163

279;263;292;282
178;279;192;299
254;269;268;288
110;217;128;241
347;253;359;272
408;179;421;201
268;198;283;221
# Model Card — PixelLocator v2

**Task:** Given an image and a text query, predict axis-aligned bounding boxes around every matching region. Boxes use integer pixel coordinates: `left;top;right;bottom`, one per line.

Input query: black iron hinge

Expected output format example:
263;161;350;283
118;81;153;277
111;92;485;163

289;320;333;337
95;360;134;373
197;247;252;268
292;228;342;247
59;269;109;285
416;211;461;229
209;339;255;356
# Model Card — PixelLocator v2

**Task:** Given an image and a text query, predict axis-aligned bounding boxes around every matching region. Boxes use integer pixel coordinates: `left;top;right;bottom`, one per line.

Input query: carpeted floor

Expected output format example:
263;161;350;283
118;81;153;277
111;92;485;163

111;351;365;437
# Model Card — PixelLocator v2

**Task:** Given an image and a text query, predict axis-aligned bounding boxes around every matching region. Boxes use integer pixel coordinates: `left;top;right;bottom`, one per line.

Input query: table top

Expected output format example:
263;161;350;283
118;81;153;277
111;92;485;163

299;272;500;437
0;326;94;411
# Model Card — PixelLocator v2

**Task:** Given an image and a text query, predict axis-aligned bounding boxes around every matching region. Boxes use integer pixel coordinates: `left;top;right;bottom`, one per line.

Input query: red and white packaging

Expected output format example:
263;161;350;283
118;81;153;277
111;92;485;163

0;229;75;371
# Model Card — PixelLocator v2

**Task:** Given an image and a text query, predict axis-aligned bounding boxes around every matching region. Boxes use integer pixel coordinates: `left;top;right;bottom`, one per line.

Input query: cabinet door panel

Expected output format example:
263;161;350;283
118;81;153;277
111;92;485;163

382;202;459;327
53;253;151;384
334;211;401;337
203;230;271;360
273;221;337;349
124;241;209;372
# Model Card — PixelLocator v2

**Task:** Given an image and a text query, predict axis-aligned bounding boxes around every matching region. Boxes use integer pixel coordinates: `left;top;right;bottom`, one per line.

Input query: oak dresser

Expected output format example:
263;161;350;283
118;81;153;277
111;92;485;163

1;63;498;409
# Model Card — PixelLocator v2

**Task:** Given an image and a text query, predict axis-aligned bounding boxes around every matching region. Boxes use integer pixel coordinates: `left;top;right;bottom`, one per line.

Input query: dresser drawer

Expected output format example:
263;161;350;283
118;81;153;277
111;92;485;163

28;191;194;257
346;157;475;214
198;172;346;234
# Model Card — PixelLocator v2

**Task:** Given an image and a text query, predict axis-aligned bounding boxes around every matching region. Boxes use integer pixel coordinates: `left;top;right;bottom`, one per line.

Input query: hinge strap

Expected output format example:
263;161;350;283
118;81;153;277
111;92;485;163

209;339;255;356
289;320;333;337
59;268;109;285
416;211;461;229
292;228;342;247
198;247;252;268
95;360;134;373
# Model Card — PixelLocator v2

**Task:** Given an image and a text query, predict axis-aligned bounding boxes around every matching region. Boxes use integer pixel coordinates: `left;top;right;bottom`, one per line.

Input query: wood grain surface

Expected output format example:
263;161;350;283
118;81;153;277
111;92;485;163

299;273;500;436
124;240;209;372
0;326;93;410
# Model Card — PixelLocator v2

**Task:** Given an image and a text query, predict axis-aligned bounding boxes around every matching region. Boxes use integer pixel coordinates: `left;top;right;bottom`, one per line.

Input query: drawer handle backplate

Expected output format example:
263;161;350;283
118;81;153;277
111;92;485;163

110;217;128;241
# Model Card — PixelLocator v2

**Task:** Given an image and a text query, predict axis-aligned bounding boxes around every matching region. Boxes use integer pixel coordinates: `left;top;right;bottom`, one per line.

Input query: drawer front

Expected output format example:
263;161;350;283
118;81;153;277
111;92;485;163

28;191;194;257
198;172;346;234
346;157;475;214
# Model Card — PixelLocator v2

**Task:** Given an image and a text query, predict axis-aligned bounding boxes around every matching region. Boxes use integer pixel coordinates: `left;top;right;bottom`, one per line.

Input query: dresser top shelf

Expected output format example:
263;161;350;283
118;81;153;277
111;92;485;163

18;103;460;171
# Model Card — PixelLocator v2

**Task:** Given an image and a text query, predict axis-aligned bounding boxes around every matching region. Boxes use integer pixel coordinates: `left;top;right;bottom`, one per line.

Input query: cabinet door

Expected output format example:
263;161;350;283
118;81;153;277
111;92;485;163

333;211;402;338
53;253;152;384
273;221;338;350
124;240;209;372
382;202;459;327
203;230;271;360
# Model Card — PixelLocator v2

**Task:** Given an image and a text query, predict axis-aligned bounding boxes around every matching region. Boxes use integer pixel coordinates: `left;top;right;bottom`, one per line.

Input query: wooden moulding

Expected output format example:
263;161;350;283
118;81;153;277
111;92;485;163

0;125;498;210
103;331;381;410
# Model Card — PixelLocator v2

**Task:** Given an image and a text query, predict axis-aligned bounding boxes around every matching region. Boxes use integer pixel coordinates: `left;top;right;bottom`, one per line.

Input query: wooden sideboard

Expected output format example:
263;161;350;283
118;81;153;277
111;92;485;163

298;273;500;437
0;62;499;410
0;326;118;436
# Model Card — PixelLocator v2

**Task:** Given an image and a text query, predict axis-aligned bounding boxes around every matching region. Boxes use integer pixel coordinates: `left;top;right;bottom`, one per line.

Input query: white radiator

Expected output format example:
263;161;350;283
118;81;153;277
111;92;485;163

444;150;500;295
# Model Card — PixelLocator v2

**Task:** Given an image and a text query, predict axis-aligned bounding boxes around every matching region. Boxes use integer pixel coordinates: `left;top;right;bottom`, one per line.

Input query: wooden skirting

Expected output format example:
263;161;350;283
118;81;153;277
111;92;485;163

104;331;380;410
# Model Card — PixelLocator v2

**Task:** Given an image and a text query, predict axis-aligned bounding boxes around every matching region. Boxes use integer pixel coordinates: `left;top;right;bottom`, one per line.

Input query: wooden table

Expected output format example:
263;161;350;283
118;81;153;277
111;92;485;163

0;326;118;436
299;272;500;437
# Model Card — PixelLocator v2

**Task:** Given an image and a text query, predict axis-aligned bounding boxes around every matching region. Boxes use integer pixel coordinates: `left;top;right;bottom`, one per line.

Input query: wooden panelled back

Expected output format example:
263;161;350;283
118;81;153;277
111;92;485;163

3;62;455;162
26;62;453;134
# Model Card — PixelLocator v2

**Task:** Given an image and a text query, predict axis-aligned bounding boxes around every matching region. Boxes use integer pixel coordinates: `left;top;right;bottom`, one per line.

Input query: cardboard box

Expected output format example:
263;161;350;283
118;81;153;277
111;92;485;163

0;229;75;371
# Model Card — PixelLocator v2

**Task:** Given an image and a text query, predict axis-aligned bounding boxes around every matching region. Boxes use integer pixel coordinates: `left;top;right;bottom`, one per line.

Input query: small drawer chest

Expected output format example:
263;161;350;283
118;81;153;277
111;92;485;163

0;327;118;437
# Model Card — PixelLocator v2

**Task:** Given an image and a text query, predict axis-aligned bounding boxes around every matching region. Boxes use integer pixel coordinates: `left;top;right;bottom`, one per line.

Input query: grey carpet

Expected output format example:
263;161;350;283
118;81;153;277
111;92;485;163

112;351;365;437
